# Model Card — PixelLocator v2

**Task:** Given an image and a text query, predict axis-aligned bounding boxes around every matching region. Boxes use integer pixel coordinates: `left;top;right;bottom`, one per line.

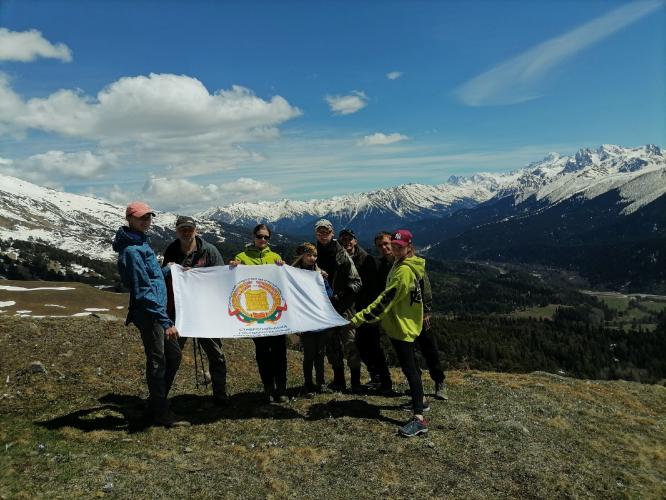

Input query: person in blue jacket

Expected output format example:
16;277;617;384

112;201;187;427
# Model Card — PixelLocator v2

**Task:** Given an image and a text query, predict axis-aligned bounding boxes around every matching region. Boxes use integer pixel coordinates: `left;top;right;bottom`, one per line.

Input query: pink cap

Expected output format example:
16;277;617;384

391;229;413;247
125;201;155;218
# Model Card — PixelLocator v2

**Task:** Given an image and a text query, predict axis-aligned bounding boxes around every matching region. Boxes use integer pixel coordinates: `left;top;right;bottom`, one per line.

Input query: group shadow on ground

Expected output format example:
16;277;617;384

37;390;406;434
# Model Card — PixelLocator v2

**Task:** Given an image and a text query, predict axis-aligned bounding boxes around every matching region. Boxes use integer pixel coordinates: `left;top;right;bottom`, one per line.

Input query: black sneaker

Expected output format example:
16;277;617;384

398;416;429;437
273;394;289;403
213;393;230;407
327;382;346;393
153;410;190;428
434;382;449;401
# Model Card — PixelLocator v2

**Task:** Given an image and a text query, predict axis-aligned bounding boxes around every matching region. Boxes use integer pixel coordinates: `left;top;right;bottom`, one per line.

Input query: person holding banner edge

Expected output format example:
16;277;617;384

229;224;289;403
162;215;229;406
349;229;429;437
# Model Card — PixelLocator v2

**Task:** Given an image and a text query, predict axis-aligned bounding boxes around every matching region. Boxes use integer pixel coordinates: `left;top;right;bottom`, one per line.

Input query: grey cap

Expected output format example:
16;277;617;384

314;218;334;231
175;215;196;229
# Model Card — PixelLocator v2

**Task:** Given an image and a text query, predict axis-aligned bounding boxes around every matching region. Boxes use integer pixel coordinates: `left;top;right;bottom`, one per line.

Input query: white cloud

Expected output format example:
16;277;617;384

386;71;403;80
0;73;302;176
358;132;409;146
0;150;115;185
325;91;367;115
455;0;663;106
0;28;72;62
140;176;281;210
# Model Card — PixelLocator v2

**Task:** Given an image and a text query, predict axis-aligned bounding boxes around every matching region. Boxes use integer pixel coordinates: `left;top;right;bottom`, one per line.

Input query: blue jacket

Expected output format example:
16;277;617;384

112;227;172;329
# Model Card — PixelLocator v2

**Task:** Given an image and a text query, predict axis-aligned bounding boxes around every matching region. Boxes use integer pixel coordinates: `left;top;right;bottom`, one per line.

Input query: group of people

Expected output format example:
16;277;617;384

113;201;447;437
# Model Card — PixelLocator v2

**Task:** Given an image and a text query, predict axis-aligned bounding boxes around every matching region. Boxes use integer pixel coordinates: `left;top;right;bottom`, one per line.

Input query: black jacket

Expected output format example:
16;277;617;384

350;246;380;310
316;239;362;317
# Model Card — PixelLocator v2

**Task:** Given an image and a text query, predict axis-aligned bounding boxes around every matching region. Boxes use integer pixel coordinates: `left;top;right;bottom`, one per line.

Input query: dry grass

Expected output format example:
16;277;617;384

1;315;665;499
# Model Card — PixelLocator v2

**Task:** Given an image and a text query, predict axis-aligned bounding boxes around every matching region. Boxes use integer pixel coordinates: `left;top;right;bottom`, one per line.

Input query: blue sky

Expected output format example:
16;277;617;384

0;0;663;211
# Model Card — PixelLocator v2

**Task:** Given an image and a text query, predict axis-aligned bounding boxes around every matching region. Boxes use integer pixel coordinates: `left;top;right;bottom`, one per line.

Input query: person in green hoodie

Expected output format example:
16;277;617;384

350;229;429;437
229;224;288;403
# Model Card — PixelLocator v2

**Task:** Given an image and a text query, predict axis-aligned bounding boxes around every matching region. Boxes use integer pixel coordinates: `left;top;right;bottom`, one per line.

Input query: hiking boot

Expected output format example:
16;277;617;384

153;410;190;428
213;393;230;407
435;381;449;401
377;383;395;396
350;384;366;395
398;416;429;437
401;400;431;413
273;394;289;403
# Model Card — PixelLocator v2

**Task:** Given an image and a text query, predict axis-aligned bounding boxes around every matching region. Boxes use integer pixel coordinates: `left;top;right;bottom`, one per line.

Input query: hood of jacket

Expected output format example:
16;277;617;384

112;226;147;253
242;245;274;259
398;255;425;281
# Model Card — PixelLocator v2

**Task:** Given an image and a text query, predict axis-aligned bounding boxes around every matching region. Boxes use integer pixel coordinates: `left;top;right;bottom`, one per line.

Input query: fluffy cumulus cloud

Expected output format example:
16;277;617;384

0;150;115;185
325;91;367;115
0;28;72;62
0;72;302;180
140;176;281;210
358;132;409;146
386;71;403;80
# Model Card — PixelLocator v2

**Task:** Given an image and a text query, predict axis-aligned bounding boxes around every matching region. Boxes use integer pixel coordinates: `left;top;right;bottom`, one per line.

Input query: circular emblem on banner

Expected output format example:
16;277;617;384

228;278;288;324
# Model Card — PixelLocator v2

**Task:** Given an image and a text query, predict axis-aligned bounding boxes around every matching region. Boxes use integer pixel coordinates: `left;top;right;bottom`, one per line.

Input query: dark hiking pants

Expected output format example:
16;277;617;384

253;335;287;394
355;323;391;384
390;338;424;415
300;331;328;387
179;337;227;399
415;328;445;384
136;319;182;413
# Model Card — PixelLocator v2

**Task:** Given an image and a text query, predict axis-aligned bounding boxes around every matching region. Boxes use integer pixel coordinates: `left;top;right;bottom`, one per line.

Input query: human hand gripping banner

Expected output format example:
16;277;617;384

171;264;349;338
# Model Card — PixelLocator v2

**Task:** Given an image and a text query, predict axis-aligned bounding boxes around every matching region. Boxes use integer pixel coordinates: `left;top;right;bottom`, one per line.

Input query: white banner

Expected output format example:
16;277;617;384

171;264;348;338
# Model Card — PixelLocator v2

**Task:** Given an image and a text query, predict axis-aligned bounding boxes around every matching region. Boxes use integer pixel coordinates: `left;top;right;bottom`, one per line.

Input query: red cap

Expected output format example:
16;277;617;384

125;201;155;218
391;229;413;247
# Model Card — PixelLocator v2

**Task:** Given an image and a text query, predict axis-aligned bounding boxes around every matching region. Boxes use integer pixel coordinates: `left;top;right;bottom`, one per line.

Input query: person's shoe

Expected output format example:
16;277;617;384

435;381;449;401
303;384;317;398
260;389;272;404
273;394;289;403
349;384;366;395
327;381;346;393
400;400;431;412
153;410;190;428
398;416;429;437
212;393;230;407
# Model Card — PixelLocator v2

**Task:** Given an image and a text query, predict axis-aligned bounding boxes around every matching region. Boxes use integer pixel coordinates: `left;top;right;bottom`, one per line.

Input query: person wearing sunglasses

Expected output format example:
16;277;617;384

229;224;288;403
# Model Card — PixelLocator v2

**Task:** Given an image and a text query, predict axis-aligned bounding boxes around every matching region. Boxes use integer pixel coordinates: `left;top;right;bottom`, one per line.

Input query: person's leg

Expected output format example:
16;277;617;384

272;335;288;398
415;329;445;384
355;324;376;380
199;338;228;401
390;338;424;415
253;337;274;395
341;326;362;391
365;324;392;390
301;333;316;389
314;331;328;387
325;328;346;390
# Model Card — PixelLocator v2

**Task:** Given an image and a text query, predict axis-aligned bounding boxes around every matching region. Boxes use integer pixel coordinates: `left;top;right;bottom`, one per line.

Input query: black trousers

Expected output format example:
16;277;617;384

179;337;227;398
300;331;328;387
415;328;445;384
390;338;424;415
136;319;182;413
356;323;391;384
253;336;287;394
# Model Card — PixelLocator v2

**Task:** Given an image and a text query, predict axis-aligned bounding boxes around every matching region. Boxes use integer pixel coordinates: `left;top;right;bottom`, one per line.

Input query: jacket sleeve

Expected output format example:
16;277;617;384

351;266;410;327
422;271;433;313
123;249;173;329
208;246;225;266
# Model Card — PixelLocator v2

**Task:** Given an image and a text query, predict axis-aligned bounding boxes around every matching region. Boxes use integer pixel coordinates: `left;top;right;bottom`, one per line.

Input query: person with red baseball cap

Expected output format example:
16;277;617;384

350;229;429;437
113;201;187;427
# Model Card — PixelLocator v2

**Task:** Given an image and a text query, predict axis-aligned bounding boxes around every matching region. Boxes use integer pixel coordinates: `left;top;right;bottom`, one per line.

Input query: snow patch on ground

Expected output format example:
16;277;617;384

84;308;109;312
0;300;16;307
0;285;76;291
44;304;66;308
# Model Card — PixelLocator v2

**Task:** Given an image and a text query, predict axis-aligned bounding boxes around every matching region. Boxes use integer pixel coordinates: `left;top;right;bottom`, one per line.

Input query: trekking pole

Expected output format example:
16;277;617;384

192;338;200;389
196;338;210;389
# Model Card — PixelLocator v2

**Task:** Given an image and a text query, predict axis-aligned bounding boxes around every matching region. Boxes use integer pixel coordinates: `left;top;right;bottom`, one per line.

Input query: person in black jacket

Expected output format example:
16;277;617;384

374;231;448;400
315;219;362;392
339;228;392;393
163;215;229;405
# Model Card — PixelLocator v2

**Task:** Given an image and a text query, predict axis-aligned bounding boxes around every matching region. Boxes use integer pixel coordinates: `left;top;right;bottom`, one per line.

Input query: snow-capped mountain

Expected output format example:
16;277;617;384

201;144;665;238
0;174;230;262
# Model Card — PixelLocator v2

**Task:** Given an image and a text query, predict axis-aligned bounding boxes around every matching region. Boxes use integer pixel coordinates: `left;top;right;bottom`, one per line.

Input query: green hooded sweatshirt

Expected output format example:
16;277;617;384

234;245;282;265
351;255;425;342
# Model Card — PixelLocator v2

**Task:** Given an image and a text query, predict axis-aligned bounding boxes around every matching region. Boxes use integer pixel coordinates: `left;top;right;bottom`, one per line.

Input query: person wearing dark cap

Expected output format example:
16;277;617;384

339;228;393;393
162;215;229;406
112;201;187;427
350;229;429;437
314;219;363;392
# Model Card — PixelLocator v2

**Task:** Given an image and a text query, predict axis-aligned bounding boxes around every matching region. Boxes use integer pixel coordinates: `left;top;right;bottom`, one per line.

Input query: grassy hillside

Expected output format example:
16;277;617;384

1;316;665;498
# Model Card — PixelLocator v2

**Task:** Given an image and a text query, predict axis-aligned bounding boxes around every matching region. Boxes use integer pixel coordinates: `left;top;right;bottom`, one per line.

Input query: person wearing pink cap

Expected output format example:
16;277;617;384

113;201;187;427
350;229;429;437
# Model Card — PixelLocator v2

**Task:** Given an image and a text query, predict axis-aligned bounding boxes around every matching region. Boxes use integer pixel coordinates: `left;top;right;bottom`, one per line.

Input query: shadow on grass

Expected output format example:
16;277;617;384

37;391;304;434
306;399;404;426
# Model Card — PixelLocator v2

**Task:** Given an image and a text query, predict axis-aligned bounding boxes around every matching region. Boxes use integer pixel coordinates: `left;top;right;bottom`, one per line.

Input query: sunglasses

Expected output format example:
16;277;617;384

254;234;270;241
